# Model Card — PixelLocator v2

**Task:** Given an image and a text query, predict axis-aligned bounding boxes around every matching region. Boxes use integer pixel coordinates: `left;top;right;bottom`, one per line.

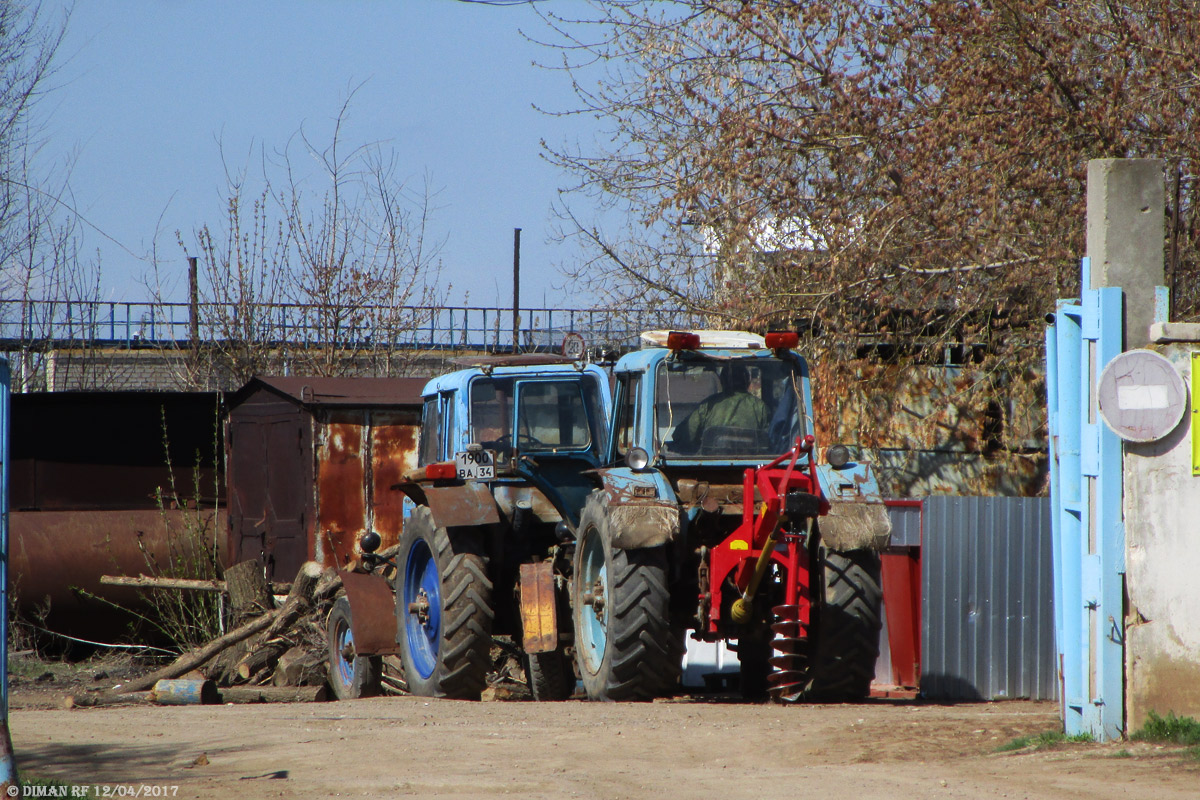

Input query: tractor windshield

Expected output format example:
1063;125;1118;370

655;357;805;459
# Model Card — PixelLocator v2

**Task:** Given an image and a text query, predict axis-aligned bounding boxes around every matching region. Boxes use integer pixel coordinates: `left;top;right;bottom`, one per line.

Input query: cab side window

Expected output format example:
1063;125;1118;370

419;397;441;466
613;373;641;459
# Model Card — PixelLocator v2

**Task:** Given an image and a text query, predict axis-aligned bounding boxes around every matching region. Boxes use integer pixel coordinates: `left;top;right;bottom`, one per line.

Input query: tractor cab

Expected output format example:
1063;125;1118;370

416;356;611;529
611;330;811;467
605;329;883;516
330;356;611;703
570;330;890;703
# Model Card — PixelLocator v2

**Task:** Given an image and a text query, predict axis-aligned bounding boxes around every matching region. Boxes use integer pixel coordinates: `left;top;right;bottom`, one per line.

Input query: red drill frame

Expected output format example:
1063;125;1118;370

704;436;827;636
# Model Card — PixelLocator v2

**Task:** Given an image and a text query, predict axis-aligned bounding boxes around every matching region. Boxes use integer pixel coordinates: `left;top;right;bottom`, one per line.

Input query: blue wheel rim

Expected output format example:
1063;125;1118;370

578;528;608;674
334;614;355;687
403;538;442;680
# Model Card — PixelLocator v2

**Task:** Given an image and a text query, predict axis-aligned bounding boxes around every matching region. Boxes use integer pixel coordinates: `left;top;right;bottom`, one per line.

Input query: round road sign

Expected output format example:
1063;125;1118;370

1096;349;1187;443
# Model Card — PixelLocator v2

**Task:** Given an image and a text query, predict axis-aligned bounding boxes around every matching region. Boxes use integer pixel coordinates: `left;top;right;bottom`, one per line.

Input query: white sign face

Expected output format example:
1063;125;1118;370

454;450;495;480
562;332;586;360
1116;384;1169;410
1097;350;1188;443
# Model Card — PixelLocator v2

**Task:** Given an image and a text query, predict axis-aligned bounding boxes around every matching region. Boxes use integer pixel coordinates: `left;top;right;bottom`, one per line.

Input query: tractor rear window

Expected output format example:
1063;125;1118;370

516;378;608;453
470;375;607;459
656;358;804;458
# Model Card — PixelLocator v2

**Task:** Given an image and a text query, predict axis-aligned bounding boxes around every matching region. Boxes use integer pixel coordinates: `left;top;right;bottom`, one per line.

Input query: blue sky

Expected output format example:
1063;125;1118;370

37;1;603;307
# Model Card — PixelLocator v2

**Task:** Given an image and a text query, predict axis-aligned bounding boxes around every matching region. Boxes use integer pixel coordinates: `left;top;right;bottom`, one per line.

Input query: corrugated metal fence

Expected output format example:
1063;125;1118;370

893;496;1057;701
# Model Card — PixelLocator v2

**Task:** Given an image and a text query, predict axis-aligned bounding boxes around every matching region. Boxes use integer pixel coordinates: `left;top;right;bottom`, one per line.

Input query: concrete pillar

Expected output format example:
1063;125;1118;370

1086;159;1164;348
1124;343;1200;730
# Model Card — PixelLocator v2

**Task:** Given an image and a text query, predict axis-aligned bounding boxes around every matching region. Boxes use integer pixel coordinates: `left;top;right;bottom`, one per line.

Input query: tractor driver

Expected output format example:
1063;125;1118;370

669;363;769;455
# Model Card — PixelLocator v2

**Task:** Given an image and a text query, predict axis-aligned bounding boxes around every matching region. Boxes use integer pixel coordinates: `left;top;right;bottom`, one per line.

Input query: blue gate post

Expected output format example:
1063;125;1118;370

0;357;17;792
1083;269;1126;742
1047;298;1082;727
1046;257;1126;741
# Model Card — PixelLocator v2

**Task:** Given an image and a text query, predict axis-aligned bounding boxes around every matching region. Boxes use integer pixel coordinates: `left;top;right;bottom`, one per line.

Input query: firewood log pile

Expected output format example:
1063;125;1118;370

69;560;356;706
206;559;336;689
73;556;536;707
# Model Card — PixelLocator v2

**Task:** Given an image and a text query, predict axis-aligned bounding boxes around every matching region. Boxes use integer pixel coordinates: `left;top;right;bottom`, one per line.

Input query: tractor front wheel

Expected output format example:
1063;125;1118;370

804;547;883;700
326;595;382;700
571;496;676;701
525;650;575;701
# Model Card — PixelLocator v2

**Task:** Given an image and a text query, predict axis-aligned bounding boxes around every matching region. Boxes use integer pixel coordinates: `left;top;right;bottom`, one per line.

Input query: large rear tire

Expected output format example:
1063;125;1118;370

804;547;883;700
326;595;382;701
396;506;494;699
571;495;677;701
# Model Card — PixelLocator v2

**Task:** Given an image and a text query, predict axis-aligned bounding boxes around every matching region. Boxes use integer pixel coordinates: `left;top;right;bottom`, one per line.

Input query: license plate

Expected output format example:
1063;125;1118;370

455;450;495;480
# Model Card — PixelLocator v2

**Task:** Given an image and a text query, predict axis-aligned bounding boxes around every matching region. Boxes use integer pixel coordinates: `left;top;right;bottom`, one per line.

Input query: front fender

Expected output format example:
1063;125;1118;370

815;461;891;551
590;468;680;549
816;461;886;502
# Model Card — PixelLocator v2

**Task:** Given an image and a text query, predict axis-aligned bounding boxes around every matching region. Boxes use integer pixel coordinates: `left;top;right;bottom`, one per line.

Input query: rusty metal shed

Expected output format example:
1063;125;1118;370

9;390;226;641
225;376;425;583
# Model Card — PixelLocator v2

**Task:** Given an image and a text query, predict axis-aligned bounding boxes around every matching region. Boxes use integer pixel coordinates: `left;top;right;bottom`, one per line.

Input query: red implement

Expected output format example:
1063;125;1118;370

703;436;824;700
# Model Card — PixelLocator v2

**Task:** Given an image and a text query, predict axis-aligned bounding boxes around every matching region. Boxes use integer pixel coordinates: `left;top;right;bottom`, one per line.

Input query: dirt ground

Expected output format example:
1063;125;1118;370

7;659;1199;800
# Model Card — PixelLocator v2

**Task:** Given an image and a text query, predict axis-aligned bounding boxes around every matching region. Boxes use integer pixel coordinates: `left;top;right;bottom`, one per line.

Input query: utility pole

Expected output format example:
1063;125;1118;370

188;256;199;353
512;228;521;354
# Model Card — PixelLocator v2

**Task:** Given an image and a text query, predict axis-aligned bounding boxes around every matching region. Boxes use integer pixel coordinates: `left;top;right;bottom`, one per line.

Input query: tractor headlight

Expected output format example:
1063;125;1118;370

625;447;651;471
825;444;851;469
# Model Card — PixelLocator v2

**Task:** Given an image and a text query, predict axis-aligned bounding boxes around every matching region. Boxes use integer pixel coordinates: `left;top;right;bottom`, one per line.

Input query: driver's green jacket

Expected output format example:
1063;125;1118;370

671;391;769;453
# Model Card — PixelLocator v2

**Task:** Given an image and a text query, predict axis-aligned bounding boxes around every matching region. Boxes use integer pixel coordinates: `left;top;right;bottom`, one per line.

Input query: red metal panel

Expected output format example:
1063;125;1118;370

265;417;310;581
881;546;922;689
224;391;313;584
225;379;424;579
316;414;367;569
11;391;226;511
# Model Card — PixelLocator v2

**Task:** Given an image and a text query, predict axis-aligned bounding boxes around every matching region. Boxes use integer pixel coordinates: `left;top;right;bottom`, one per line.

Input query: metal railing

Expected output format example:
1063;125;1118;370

0;299;709;352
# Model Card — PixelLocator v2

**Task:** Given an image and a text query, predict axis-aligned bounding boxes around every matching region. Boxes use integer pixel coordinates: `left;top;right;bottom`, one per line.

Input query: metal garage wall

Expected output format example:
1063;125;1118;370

921;496;1057;701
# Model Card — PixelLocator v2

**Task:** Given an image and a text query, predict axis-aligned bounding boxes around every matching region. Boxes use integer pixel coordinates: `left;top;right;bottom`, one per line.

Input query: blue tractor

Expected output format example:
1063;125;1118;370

572;330;891;702
328;356;611;701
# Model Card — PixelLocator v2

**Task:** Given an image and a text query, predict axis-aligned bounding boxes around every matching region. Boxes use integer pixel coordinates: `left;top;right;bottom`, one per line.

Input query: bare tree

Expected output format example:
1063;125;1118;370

273;95;444;377
538;1;1200;473
0;2;110;391
0;1;62;260
180;177;291;388
162;95;445;390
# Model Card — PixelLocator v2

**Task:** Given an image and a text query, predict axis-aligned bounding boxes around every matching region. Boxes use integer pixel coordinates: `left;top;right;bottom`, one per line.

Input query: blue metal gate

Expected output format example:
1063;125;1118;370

0;356;14;788
1045;257;1125;741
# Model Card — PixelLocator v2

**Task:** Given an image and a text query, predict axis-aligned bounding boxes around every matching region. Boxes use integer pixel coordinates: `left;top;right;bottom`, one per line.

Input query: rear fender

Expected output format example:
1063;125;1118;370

395;480;501;528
